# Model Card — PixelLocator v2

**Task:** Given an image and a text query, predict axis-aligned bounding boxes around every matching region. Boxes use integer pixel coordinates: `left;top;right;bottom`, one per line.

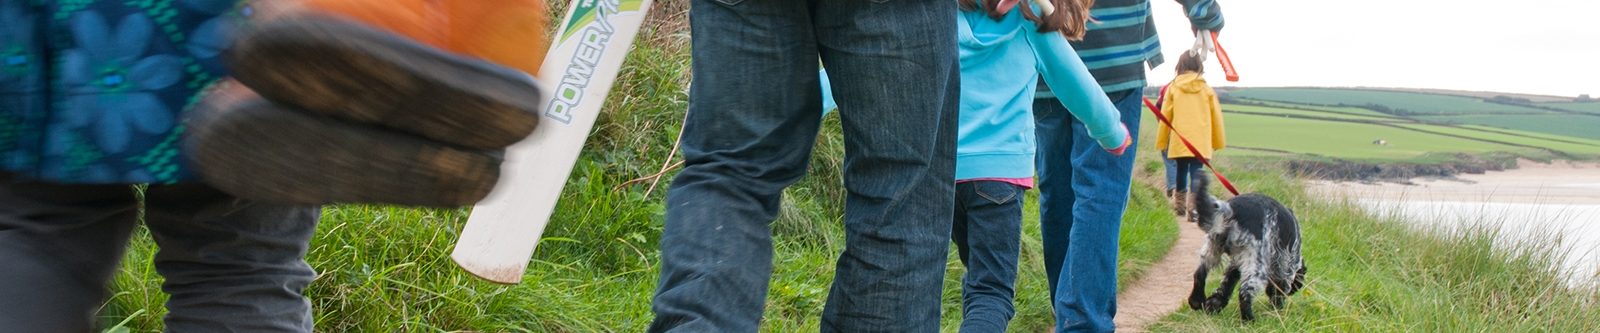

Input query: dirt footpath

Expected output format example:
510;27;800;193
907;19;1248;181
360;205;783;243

1113;218;1206;332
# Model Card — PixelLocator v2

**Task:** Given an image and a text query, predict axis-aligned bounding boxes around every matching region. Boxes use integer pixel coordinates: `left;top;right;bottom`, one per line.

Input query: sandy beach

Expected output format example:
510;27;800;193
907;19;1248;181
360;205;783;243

1310;160;1600;205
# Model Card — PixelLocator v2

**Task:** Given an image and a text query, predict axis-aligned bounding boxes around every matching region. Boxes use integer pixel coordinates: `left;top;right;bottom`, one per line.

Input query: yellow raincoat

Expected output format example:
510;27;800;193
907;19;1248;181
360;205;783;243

1156;73;1226;159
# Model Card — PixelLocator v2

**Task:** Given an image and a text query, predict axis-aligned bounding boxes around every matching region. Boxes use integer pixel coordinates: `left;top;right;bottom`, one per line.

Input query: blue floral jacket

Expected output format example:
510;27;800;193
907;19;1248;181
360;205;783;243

1;0;249;184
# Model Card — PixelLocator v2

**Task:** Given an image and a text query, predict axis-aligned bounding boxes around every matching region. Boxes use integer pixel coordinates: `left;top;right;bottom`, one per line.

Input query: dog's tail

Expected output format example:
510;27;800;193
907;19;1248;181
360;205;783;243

1191;167;1212;195
1191;168;1218;226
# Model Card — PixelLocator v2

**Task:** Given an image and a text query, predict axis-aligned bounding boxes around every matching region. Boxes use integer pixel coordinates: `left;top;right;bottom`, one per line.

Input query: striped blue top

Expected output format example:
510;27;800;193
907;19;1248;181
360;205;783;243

1037;0;1224;97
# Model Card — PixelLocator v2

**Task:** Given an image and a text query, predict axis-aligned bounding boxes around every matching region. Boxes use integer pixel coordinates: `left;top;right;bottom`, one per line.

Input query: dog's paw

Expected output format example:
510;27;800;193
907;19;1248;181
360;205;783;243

1241;311;1256;322
1202;296;1228;313
1188;296;1205;311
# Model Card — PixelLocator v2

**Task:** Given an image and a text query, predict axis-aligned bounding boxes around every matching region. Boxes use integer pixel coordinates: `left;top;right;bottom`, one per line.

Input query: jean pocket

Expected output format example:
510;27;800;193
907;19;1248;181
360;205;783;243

713;0;745;6
974;182;1020;205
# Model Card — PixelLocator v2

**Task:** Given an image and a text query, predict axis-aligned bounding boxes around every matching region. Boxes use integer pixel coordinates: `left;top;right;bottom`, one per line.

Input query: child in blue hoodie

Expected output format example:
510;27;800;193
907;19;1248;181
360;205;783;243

825;0;1128;329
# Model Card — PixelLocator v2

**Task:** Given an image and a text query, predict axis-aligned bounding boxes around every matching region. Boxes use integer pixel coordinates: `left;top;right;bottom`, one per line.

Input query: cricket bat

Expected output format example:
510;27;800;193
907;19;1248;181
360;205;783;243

452;0;656;284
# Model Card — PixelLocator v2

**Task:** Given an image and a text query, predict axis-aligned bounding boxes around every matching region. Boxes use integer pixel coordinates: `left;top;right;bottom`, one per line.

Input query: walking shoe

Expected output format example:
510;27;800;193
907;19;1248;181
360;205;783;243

187;80;504;207
1171;190;1188;217
1185;191;1200;223
229;0;550;149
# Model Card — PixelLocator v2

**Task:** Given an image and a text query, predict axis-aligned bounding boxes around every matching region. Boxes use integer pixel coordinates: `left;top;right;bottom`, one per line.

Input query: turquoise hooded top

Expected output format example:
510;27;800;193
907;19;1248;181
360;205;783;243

825;4;1128;180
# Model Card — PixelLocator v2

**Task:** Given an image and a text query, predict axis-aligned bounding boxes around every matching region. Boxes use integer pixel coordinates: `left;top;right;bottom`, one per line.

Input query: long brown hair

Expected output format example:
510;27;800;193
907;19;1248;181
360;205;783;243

959;0;1096;40
1176;50;1205;74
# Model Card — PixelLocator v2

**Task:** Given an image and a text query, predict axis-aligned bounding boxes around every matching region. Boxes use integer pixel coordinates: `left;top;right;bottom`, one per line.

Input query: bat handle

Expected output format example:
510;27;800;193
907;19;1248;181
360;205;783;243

1210;30;1239;82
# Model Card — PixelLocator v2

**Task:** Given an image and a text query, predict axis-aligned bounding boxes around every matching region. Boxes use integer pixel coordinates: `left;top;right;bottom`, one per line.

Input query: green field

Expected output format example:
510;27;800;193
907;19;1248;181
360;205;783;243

1230;88;1554;115
1227;99;1401;118
1225;104;1403;122
1216;113;1532;161
1417;114;1600;140
1459;124;1600;146
1200;87;1600;162
1539;101;1600;114
1393;124;1600;158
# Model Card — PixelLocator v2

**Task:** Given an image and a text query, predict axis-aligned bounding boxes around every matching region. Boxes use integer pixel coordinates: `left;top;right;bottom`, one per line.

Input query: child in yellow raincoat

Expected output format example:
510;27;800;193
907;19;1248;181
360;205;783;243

1156;50;1226;222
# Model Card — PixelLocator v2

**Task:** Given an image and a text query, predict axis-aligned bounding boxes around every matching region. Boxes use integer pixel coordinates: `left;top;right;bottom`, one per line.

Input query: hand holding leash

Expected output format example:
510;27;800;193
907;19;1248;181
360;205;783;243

1192;30;1239;82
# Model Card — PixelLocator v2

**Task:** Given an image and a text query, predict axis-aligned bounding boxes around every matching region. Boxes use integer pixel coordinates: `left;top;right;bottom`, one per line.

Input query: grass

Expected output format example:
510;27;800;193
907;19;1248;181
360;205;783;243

1220;112;1530;162
1417;114;1600;140
1223;100;1399;118
1145;165;1600;332
97;2;1181;330
1539;102;1600;114
1235;100;1401;117
1391;123;1600;158
1458;124;1600;146
1230;88;1555;115
91;3;1600;331
1224;104;1402;121
1204;102;1600;162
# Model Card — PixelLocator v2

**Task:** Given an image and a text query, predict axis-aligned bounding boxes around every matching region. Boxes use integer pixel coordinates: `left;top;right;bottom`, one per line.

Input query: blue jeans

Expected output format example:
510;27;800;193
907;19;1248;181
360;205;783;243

0;173;319;332
649;0;959;331
1032;88;1143;333
951;181;1025;332
1172;158;1201;192
1162;151;1178;191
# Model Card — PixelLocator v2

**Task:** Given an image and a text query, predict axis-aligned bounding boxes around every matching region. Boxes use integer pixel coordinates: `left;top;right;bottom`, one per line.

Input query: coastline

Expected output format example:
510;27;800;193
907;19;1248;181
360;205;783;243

1310;159;1600;205
1310;160;1600;284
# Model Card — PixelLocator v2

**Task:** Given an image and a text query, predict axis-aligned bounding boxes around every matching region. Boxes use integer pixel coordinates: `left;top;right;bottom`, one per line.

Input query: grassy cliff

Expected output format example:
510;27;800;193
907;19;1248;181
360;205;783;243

97;2;1597;331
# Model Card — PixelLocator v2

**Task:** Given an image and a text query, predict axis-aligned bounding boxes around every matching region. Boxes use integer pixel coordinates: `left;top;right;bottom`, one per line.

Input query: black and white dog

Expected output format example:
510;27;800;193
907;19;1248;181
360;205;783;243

1187;169;1307;321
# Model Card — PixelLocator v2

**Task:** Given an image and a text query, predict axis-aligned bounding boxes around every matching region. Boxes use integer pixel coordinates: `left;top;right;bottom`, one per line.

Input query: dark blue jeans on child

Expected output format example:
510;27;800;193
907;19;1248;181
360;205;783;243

952;181;1026;332
1172;157;1202;192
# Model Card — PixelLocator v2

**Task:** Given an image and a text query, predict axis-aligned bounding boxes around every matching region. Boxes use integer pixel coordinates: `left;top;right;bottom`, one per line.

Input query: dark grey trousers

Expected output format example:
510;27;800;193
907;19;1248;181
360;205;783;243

0;172;320;332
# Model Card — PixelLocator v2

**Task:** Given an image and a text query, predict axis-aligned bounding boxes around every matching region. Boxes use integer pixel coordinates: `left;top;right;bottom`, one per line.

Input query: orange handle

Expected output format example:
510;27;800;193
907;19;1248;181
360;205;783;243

1210;31;1239;82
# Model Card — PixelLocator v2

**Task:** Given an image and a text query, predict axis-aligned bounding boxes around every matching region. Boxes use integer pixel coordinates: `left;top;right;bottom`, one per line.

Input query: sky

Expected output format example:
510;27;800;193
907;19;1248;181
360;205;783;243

1142;0;1600;98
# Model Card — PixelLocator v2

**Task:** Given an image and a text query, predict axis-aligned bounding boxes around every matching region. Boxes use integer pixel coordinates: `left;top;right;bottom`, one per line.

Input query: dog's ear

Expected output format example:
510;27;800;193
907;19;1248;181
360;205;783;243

1213;198;1232;219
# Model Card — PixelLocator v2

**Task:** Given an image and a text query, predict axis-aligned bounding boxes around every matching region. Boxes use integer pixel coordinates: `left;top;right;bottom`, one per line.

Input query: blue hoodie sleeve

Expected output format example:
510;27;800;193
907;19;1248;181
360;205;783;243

1027;31;1129;150
819;69;838;116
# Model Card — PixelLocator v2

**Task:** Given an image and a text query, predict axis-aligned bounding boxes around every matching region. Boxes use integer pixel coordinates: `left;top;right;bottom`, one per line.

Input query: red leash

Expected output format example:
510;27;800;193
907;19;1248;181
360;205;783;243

1143;97;1241;196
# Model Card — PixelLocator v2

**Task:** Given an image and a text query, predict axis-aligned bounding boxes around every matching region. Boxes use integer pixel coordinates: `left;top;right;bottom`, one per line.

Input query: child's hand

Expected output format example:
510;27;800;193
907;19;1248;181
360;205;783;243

1105;123;1132;156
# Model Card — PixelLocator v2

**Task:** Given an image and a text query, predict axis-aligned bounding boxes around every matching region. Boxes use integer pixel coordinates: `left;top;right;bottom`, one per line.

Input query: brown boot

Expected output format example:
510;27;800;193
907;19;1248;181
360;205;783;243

1170;190;1187;217
229;0;550;149
187;80;503;207
1186;191;1201;223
